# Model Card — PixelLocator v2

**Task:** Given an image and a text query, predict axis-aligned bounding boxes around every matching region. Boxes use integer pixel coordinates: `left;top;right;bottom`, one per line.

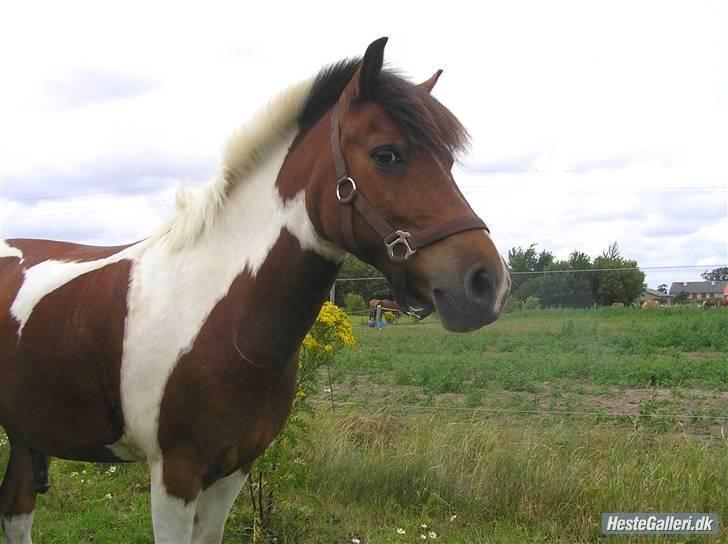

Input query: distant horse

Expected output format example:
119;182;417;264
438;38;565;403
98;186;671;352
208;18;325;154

641;300;659;309
368;298;403;322
0;38;510;543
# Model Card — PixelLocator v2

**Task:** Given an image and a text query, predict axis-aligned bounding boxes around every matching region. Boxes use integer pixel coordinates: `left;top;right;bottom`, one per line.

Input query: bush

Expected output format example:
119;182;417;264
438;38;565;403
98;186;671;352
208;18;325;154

343;292;367;313
503;296;522;313
524;296;541;310
249;302;356;531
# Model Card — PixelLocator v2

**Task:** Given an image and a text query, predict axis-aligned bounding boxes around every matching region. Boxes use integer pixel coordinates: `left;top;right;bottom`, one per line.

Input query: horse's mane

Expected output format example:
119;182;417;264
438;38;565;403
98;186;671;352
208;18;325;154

158;57;469;250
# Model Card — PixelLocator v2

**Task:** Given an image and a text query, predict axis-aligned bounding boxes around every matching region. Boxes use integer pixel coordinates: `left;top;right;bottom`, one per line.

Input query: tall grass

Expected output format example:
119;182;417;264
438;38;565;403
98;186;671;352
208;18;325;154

302;410;728;542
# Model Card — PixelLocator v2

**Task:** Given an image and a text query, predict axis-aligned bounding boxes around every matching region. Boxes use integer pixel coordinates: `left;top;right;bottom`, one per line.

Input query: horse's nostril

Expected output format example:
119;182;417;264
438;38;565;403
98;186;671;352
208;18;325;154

472;270;490;297
465;265;494;307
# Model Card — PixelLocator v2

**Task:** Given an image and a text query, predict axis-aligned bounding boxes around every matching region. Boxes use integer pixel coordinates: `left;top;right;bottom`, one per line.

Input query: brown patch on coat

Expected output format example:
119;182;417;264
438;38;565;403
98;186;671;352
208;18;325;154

157;230;339;501
0;439;39;517
0;250;132;460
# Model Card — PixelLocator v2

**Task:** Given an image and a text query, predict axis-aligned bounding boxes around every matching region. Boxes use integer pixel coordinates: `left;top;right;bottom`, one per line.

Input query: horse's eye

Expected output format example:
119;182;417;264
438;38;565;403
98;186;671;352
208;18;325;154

373;148;401;166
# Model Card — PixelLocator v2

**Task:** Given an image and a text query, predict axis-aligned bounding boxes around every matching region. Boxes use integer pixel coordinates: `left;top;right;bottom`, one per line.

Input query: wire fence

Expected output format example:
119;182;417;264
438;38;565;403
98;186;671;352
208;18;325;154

334;264;728;283
310;399;728;422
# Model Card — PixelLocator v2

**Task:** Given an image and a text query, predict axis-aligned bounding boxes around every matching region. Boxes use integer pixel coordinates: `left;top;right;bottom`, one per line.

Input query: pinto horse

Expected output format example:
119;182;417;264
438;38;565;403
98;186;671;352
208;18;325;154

0;38;510;543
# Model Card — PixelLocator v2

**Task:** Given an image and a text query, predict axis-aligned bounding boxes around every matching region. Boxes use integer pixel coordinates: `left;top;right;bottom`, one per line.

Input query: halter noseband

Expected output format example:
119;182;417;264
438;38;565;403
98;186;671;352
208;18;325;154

330;103;489;316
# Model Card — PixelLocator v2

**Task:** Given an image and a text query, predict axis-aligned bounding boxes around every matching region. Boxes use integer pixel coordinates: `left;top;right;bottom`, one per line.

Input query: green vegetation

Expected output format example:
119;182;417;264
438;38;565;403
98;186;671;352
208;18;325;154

508;242;646;307
334;258;387;306
342;292;367;313
1;307;726;542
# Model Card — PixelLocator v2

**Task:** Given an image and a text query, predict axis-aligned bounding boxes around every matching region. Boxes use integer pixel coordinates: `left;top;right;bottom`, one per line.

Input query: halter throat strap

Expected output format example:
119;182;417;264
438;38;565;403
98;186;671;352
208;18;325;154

330;103;488;315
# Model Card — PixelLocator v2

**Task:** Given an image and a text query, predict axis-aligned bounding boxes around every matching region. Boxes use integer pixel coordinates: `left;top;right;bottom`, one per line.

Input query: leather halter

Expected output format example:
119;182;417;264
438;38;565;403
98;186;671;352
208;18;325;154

330;103;489;316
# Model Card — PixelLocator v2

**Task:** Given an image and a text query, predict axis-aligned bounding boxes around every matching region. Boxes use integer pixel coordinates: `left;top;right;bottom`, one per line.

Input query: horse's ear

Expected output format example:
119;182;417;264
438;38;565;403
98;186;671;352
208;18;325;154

340;37;388;104
418;69;443;93
359;36;388;99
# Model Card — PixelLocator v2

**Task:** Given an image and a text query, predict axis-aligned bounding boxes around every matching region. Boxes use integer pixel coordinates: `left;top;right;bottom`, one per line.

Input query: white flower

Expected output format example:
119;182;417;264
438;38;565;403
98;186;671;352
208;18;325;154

450;514;457;522
429;530;438;539
351;538;361;544
108;466;117;473
81;469;87;474
70;472;79;478
421;523;429;529
396;528;406;535
420;535;427;541
104;493;112;499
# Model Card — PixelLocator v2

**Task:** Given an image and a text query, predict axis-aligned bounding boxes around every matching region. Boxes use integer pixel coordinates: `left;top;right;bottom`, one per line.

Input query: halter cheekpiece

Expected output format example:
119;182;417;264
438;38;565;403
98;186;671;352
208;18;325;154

330;103;489;316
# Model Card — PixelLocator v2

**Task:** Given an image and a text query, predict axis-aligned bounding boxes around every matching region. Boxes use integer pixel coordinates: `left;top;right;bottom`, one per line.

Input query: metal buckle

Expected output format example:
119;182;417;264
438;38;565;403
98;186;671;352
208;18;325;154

385;230;417;262
336;177;357;203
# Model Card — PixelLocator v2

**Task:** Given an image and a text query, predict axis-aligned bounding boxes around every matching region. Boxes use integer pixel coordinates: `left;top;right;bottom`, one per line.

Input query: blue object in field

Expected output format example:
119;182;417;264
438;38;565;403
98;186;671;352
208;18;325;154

375;321;387;328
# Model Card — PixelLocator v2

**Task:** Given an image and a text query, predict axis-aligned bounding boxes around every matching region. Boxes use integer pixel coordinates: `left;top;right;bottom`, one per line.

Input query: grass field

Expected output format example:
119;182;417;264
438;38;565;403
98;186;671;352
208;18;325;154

1;307;727;543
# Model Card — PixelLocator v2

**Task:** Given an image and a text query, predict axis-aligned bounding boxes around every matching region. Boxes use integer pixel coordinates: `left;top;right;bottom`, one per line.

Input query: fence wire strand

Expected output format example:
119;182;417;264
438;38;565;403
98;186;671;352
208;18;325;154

311;400;728;421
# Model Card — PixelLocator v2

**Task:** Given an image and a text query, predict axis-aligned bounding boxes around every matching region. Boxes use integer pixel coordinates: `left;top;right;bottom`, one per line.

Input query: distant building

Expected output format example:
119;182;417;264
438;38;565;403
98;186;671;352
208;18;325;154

669;281;728;302
642;288;672;305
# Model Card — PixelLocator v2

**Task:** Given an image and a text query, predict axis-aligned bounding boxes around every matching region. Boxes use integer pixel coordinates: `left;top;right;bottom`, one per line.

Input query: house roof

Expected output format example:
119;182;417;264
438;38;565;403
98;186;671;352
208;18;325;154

669;281;728;295
643;288;671;298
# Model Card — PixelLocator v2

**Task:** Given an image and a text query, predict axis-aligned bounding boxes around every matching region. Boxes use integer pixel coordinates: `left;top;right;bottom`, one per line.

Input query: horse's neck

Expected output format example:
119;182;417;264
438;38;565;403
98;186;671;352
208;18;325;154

226;230;341;369
140;131;342;371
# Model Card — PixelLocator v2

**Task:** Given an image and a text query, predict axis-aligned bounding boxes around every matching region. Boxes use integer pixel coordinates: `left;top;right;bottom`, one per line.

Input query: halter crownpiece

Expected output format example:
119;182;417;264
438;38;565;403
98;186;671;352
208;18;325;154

330;103;489;316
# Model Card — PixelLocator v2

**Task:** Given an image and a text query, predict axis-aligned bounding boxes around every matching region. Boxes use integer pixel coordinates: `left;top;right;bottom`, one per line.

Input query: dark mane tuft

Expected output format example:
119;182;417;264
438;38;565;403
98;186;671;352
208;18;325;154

298;58;360;131
298;59;470;160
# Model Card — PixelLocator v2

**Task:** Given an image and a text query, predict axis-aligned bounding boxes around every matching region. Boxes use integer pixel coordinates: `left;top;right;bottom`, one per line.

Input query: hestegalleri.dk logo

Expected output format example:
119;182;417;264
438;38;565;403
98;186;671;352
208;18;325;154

602;512;719;535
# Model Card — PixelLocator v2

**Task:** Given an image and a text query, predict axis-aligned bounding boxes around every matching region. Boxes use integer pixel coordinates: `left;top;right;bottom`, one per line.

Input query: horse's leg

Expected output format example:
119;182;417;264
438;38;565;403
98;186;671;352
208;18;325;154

149;456;200;544
0;437;43;544
191;470;246;544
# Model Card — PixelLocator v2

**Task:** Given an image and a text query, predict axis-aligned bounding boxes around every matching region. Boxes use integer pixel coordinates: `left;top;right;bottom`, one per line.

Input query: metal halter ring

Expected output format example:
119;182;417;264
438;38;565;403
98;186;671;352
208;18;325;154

385;230;417;263
336;177;357;204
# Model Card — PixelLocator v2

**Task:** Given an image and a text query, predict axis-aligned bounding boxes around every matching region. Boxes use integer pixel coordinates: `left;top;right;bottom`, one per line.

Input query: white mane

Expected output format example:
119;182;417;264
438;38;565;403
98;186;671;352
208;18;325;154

157;78;314;250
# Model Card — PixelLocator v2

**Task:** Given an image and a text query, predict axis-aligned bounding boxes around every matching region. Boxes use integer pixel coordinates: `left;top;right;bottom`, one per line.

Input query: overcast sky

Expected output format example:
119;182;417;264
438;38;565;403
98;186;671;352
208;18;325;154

1;1;726;288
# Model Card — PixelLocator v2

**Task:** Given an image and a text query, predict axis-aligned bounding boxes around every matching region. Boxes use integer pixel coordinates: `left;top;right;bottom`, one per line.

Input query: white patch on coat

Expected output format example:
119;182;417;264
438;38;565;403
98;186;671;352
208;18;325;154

150;461;197;544
107;435;146;461
115;134;343;463
9;243;145;337
192;471;246;543
1;511;34;544
1;240;24;261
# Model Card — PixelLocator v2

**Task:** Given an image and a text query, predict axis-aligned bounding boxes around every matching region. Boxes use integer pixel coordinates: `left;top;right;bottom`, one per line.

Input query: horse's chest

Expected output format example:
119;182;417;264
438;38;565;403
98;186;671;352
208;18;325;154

156;348;299;468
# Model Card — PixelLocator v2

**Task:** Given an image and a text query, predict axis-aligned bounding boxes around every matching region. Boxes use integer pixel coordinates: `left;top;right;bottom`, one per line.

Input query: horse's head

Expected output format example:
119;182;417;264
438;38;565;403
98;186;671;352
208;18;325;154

287;38;510;332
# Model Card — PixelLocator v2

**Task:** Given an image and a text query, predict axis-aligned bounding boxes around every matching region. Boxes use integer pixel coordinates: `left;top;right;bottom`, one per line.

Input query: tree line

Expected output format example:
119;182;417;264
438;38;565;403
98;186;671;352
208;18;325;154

508;242;645;308
333;241;646;310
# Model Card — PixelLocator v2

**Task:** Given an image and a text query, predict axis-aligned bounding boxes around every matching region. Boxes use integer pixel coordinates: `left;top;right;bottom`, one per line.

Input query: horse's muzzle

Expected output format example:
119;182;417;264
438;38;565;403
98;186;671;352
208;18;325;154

431;260;510;332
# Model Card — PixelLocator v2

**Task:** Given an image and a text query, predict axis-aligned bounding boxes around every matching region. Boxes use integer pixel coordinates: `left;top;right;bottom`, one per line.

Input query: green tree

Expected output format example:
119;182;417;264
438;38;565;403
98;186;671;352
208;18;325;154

335;257;387;306
508;244;553;301
591;242;645;306
657;284;668;293
701;267;728;281
539;251;593;307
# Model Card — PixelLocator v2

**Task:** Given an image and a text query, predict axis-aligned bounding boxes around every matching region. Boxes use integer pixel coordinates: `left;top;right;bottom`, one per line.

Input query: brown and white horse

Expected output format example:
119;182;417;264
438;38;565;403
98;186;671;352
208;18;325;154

0;38;509;543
